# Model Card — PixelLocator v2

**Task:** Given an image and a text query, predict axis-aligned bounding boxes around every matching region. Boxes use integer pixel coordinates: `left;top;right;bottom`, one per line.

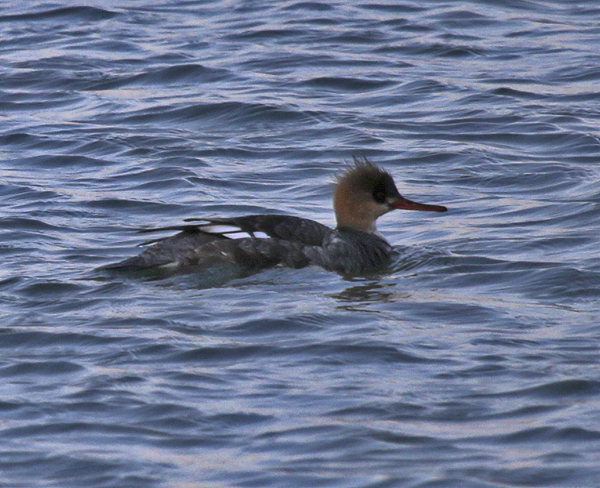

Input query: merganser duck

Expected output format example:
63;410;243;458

106;160;447;276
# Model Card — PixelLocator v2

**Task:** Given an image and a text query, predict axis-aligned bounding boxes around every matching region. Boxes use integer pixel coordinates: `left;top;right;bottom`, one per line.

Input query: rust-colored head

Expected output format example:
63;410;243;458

333;159;447;232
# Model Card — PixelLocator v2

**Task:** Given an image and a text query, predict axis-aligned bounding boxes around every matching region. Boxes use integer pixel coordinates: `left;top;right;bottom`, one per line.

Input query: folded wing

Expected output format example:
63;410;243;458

105;215;331;272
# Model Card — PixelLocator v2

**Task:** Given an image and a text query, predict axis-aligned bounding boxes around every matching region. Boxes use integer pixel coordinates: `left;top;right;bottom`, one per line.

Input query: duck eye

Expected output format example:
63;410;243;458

372;189;386;204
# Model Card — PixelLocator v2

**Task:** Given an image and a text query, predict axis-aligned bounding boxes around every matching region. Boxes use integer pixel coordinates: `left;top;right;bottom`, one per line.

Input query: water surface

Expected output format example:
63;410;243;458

1;1;600;487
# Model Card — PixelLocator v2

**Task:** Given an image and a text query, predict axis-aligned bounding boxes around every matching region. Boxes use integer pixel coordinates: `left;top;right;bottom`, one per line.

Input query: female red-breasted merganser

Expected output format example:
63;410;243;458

107;160;447;276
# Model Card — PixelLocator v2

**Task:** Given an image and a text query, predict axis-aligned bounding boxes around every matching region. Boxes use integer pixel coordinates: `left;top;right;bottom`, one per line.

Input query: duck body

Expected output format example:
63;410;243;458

108;214;393;275
106;161;446;276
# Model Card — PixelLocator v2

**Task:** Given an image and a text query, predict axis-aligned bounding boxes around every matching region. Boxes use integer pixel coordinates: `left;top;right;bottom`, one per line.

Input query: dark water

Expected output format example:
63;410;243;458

2;1;600;487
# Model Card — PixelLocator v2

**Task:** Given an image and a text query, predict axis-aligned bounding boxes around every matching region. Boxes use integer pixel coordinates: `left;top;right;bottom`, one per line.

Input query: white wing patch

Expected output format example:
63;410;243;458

200;224;242;234
199;224;270;240
225;231;254;239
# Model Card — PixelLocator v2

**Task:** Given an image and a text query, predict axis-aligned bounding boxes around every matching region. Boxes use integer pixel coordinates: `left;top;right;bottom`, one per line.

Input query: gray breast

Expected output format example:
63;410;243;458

303;228;392;275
